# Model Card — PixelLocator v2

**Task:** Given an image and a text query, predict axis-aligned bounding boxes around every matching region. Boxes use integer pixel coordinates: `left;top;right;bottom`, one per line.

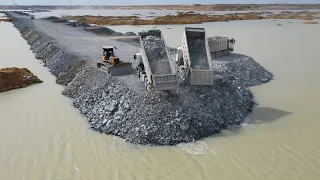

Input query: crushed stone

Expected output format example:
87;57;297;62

8;13;273;146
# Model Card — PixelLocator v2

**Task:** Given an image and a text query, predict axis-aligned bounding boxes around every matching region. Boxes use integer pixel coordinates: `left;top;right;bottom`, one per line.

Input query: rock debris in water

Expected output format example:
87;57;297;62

142;35;171;75
188;39;209;70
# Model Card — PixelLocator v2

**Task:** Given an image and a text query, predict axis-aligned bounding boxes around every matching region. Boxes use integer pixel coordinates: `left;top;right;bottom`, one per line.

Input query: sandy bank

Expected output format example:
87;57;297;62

0;19;12;22
63;11;319;26
0;13;12;22
0;67;42;92
105;4;320;11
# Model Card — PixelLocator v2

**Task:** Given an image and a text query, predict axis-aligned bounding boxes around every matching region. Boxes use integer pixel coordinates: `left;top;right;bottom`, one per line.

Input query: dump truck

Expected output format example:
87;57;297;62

208;36;235;58
97;46;134;76
176;27;213;85
134;29;177;90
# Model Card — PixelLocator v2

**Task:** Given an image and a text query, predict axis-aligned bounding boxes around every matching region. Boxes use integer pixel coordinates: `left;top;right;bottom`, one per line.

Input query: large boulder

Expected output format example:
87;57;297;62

124;32;137;36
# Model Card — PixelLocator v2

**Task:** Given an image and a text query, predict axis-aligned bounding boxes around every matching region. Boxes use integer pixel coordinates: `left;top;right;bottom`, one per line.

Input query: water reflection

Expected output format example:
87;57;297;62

218;107;291;137
249;107;292;124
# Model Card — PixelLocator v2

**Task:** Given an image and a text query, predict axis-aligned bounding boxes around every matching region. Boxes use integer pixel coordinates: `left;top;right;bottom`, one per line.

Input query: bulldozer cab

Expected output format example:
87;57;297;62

97;46;134;76
102;46;116;60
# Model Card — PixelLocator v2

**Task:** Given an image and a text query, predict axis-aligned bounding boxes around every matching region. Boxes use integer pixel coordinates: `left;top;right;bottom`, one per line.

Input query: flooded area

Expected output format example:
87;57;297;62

30;9;185;19
1;16;320;180
28;9;320;19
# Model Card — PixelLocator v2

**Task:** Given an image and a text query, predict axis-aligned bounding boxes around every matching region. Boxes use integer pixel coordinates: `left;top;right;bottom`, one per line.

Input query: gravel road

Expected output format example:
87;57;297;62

32;17;148;93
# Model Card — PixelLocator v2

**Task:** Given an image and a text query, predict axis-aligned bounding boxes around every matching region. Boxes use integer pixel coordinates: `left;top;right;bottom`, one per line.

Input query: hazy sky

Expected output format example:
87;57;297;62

2;0;320;5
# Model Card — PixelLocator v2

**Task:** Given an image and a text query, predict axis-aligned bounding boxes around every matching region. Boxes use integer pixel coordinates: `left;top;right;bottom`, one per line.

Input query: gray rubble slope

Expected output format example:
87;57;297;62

213;53;273;86
9;14;272;146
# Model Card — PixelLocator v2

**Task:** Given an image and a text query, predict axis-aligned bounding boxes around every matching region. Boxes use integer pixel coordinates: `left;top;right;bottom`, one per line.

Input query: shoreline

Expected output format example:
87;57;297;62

61;11;319;26
0;67;43;92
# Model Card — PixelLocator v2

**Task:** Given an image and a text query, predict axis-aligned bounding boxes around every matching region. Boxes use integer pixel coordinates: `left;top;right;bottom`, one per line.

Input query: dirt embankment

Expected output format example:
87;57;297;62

0;68;42;92
0;19;12;22
63;11;320;26
102;4;320;11
304;21;319;24
0;12;12;22
7;13;273;146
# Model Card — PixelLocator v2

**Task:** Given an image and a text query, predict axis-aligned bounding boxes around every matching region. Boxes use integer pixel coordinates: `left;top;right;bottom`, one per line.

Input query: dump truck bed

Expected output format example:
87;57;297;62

140;30;172;75
182;27;213;85
187;38;210;70
139;30;177;90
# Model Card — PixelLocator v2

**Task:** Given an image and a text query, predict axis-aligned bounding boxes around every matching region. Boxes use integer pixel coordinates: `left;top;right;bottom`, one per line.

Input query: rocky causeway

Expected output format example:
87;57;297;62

6;11;273;146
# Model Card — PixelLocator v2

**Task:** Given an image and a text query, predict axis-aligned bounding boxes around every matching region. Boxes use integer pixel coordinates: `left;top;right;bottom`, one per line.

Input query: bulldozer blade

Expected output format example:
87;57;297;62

97;62;110;73
97;62;134;76
109;63;135;76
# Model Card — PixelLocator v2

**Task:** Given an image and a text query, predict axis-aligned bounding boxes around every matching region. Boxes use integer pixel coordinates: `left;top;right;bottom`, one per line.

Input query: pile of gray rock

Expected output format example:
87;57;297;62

61;66;255;145
9;15;273;146
67;21;91;27
143;35;172;75
43;16;69;23
213;53;273;87
124;32;137;36
84;26;124;36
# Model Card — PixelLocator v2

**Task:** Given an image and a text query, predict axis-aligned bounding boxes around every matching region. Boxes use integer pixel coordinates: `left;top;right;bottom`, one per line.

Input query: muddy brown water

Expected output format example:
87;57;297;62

1;18;320;180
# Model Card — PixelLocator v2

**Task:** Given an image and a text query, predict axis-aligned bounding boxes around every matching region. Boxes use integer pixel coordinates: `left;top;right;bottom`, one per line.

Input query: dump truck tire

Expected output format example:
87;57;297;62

137;66;143;78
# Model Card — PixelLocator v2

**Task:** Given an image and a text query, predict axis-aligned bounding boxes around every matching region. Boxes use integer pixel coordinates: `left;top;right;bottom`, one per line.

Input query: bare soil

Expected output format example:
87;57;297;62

0;19;12;22
0;68;42;92
304;21;319;24
108;4;320;11
63;11;320;26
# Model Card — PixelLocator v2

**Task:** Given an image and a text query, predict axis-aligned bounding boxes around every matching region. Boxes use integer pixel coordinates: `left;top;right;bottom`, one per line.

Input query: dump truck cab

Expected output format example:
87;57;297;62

228;38;236;52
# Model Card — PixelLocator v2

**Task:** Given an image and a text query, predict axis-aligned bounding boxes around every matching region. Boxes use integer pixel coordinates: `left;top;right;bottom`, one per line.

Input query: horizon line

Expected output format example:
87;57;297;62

1;3;320;6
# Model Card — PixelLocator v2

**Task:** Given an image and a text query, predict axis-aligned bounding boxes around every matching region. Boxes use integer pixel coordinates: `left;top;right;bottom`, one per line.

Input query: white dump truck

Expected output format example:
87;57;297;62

176;27;213;85
208;36;235;58
134;29;177;90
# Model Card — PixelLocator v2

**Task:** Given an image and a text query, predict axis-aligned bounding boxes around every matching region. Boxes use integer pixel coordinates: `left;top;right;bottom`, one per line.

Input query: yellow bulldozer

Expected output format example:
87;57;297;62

97;46;134;76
